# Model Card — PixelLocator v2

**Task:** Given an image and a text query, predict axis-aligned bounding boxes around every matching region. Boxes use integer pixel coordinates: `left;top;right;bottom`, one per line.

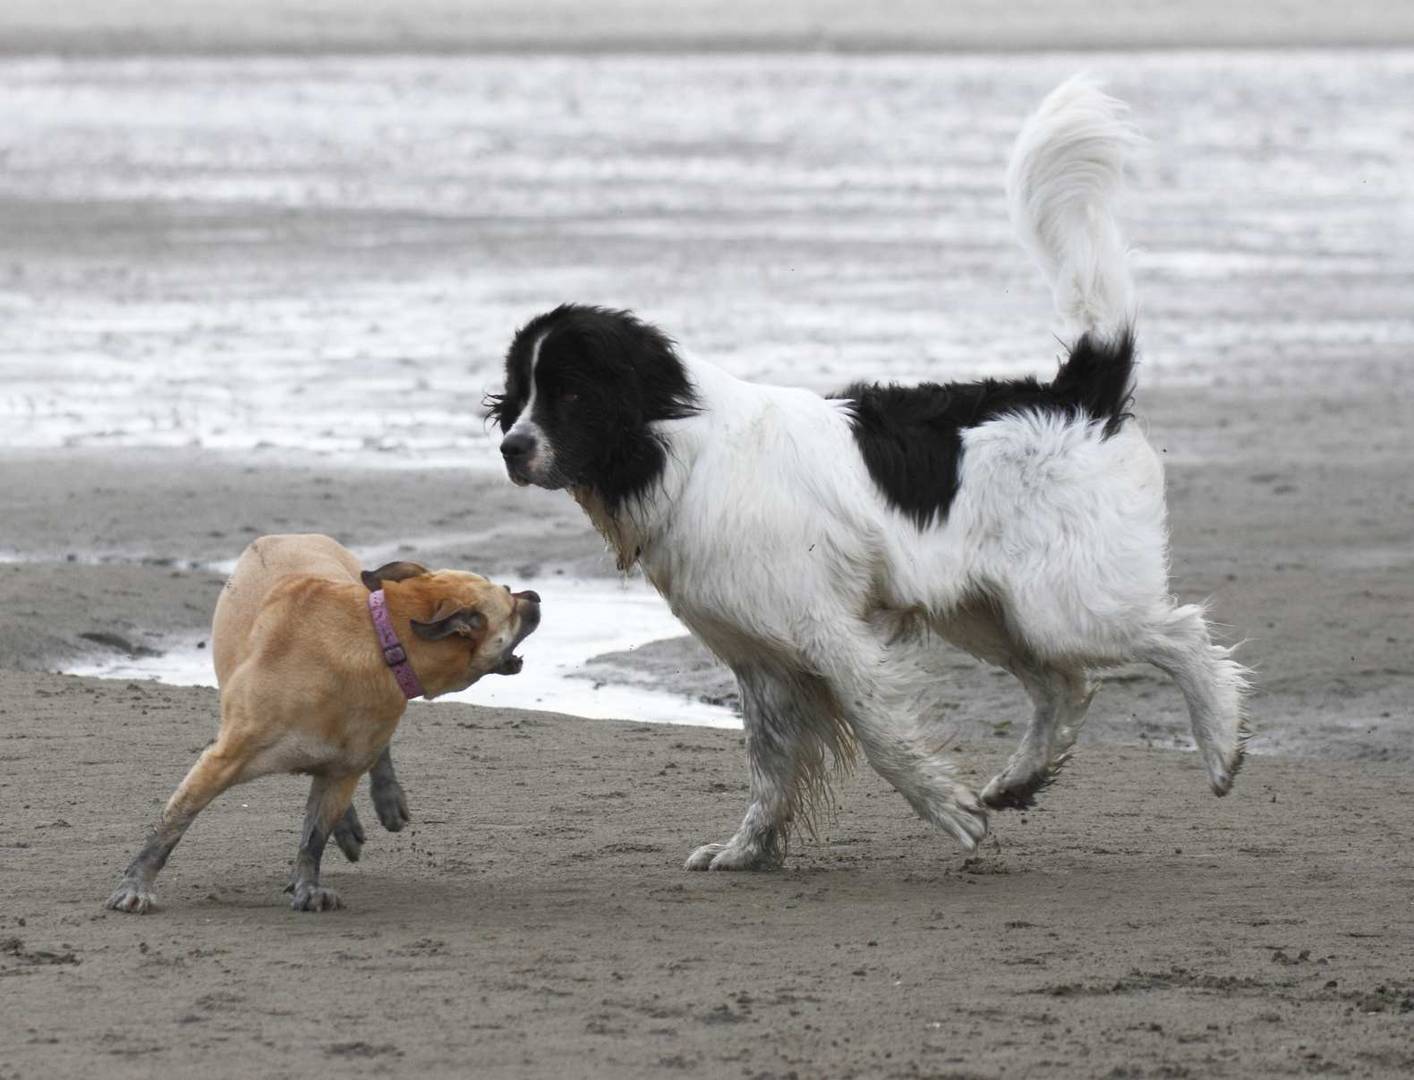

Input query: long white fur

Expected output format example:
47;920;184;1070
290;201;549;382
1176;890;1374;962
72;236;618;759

575;78;1249;870
1006;73;1144;339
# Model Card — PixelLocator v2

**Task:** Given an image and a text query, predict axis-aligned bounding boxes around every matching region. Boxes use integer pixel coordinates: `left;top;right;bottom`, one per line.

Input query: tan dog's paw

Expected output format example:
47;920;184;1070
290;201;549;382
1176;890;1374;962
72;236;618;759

332;806;366;862
289;883;343;913
372;779;409;832
106;881;157;914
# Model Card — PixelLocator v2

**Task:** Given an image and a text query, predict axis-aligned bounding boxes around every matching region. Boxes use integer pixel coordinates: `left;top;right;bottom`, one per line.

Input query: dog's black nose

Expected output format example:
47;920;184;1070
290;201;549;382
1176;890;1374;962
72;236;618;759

500;433;536;462
515;590;541;605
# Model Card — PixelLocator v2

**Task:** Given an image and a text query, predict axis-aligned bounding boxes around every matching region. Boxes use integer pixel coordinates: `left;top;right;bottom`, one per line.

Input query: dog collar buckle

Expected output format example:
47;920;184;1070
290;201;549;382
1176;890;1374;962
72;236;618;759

366;589;426;700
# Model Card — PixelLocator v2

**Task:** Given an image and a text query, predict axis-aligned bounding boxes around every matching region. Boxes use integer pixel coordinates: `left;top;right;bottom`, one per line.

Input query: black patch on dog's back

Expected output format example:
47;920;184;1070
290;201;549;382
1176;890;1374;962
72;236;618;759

1048;327;1138;440
839;328;1136;528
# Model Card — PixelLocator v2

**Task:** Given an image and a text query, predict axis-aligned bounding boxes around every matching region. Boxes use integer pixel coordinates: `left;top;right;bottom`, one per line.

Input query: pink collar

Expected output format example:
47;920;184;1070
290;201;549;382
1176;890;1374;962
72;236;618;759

367;589;426;700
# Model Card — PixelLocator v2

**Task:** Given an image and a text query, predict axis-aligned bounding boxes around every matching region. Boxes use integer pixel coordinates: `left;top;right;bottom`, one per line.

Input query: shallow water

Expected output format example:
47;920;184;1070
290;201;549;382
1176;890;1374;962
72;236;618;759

68;576;741;728
2;51;1411;465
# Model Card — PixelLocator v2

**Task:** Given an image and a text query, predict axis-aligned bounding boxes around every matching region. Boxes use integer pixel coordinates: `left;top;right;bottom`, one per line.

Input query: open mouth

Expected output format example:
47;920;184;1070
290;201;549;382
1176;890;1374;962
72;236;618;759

492;596;540;676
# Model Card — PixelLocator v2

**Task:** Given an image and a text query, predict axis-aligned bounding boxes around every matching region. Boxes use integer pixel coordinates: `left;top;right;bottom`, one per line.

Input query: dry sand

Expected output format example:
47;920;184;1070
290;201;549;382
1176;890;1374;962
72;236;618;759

3;672;1413;1079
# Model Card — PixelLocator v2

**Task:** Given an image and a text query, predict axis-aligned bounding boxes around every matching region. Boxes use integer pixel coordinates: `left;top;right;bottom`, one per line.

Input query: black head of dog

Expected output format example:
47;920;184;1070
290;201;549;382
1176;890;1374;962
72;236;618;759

485;304;698;512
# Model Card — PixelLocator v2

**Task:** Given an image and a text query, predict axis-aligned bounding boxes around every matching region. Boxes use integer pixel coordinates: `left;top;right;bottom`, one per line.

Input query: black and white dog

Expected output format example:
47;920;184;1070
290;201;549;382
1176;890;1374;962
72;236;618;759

488;77;1249;870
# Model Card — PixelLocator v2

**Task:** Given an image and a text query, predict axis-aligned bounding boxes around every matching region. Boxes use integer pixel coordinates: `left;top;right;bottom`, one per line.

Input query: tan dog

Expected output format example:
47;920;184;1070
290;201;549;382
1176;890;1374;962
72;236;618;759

106;533;540;914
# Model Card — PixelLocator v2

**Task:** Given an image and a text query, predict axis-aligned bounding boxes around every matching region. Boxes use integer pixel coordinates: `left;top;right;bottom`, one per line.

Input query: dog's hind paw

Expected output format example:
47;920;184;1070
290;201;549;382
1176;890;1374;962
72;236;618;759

1207;728;1249;797
372;781;410;833
981;753;1071;812
1208;746;1245;797
106;881;157;915
981;776;1039;811
289;883;343;913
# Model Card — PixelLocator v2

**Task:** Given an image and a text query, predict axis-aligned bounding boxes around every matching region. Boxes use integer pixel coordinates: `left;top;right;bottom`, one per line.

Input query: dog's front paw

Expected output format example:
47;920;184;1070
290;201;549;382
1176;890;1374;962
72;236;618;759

333;806;366;862
684;842;726;870
106;880;157;914
289;882;343;912
684;841;781;872
948;795;991;850
372;781;409;833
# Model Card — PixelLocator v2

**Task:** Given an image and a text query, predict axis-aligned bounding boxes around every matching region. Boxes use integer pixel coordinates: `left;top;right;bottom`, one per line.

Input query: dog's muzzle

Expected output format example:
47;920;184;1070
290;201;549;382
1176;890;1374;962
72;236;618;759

500;433;537;487
494;590;541;675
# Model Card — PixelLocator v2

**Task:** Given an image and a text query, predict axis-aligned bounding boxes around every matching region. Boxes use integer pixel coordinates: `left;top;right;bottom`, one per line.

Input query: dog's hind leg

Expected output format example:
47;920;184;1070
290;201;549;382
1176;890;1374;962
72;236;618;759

1139;604;1251;795
287;772;362;912
685;668;832;871
981;661;1095;810
106;744;246;914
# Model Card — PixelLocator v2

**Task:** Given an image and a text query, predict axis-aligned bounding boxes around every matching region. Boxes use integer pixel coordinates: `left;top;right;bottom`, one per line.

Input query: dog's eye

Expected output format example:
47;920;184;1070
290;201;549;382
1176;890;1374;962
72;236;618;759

561;391;580;405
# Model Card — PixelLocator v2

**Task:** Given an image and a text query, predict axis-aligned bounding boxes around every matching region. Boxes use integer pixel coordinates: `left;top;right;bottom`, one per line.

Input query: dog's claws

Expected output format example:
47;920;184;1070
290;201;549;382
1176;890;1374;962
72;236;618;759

684;842;727;870
684;842;782;871
105;882;157;914
289;883;343;912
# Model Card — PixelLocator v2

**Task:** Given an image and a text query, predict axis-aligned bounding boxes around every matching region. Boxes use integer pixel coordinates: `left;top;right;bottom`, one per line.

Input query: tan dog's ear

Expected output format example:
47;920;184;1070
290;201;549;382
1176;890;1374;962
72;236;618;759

410;600;486;641
361;561;431;592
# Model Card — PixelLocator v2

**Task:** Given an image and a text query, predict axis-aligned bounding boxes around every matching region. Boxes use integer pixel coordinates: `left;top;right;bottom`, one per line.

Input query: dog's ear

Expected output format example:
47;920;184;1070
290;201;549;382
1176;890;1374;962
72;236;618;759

410;599;486;641
361;561;431;592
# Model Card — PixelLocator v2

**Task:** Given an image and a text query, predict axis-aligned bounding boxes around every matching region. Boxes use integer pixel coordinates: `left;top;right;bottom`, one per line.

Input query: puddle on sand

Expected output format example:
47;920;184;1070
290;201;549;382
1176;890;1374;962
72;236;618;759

68;576;741;729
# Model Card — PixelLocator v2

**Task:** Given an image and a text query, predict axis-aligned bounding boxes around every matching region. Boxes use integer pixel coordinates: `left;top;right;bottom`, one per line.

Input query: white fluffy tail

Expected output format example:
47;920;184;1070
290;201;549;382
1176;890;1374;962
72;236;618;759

1006;75;1142;338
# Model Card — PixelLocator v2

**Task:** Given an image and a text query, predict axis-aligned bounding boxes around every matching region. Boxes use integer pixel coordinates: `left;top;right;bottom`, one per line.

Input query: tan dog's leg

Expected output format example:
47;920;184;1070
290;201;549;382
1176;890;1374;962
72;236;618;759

106;745;245;914
286;773;361;912
331;744;409;863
